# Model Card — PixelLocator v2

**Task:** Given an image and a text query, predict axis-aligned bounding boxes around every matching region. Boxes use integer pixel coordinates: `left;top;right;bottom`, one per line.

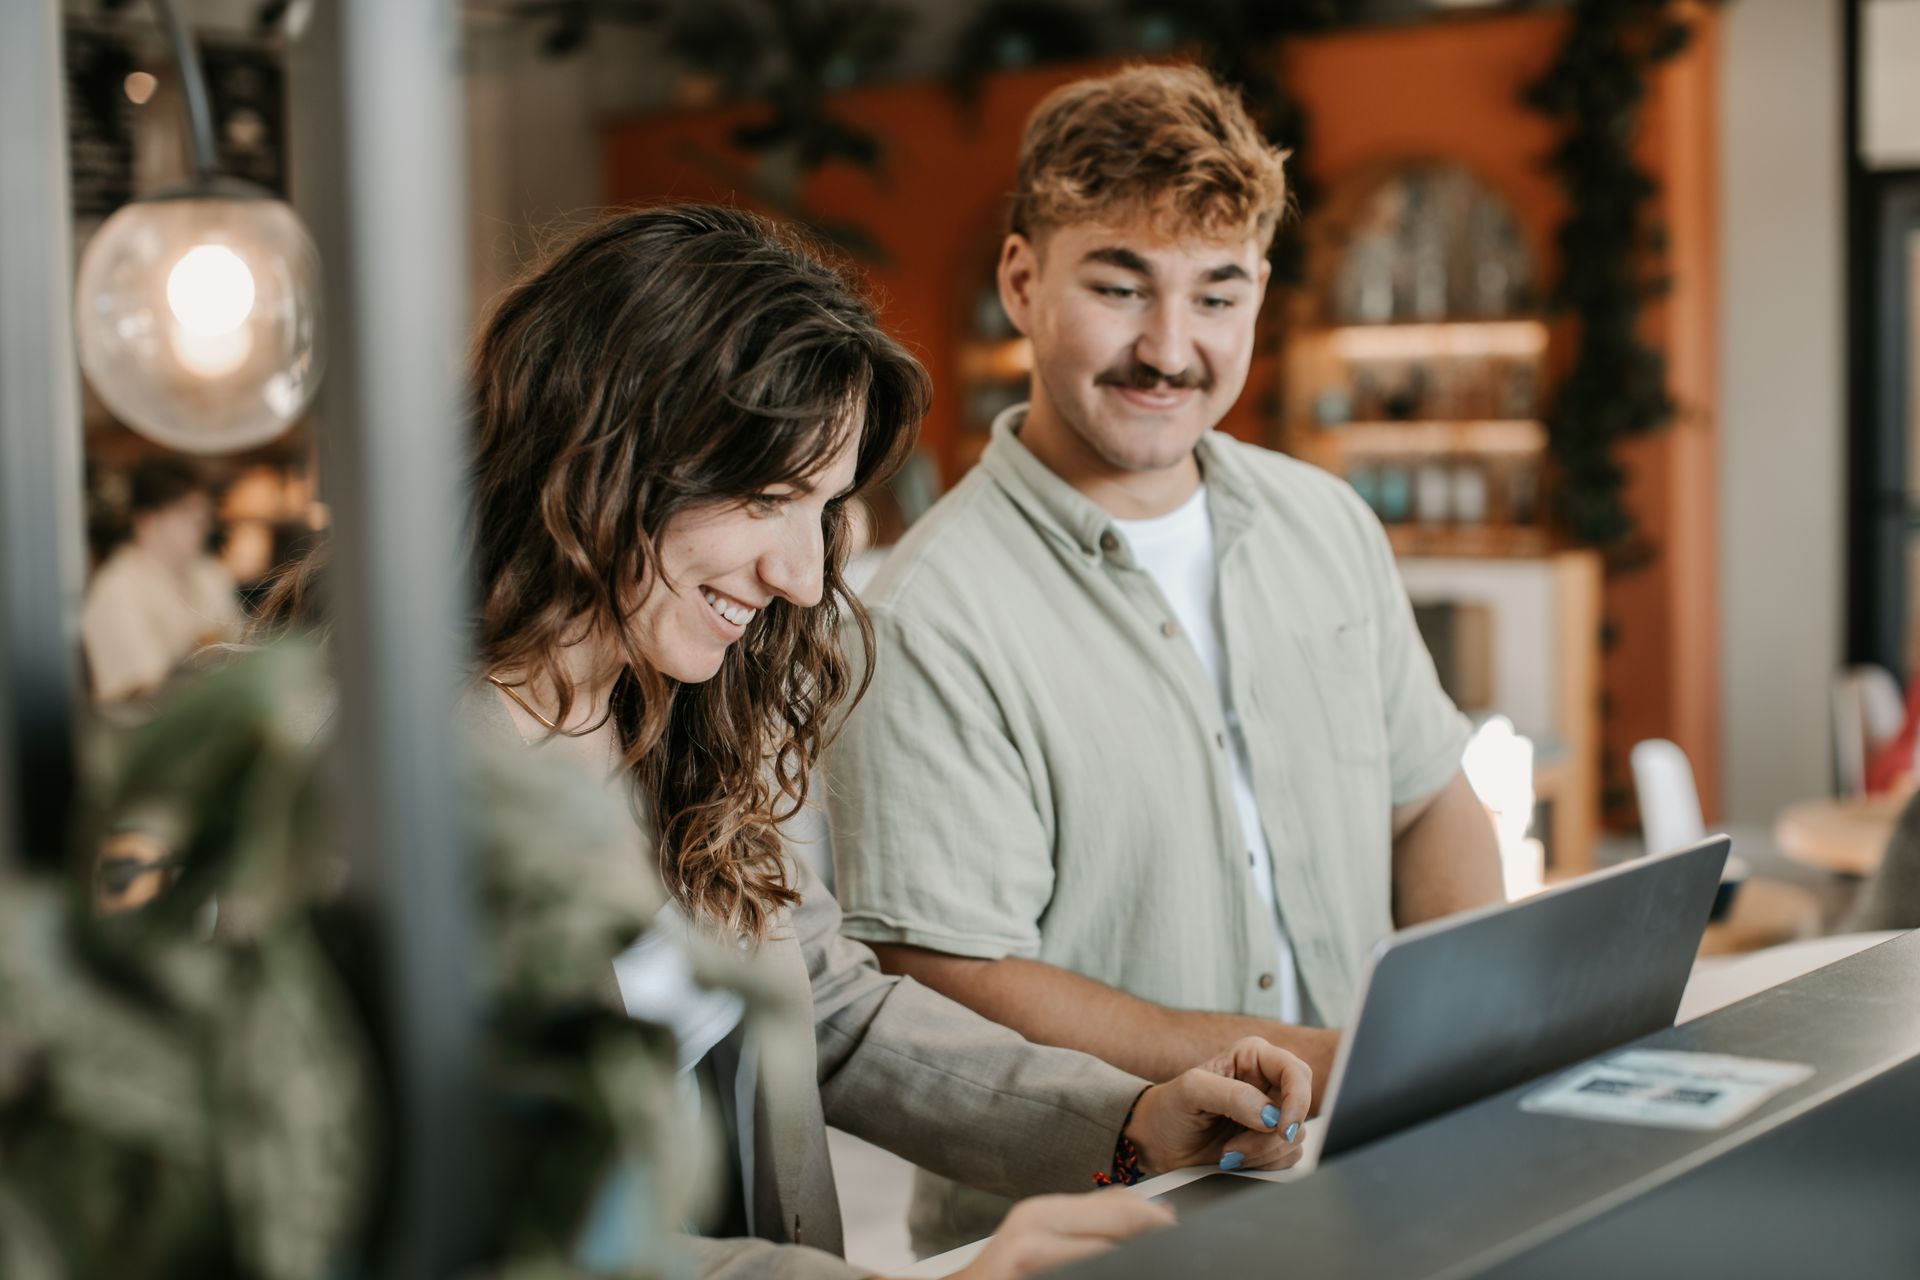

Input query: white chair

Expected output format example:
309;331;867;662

1832;664;1907;796
1856;664;1907;745
1632;739;1825;950
1630;737;1706;856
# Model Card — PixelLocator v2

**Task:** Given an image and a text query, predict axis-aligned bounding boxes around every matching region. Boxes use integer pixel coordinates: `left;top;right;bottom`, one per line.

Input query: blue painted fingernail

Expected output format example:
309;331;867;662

1260;1104;1280;1130
1284;1122;1301;1143
1218;1151;1245;1171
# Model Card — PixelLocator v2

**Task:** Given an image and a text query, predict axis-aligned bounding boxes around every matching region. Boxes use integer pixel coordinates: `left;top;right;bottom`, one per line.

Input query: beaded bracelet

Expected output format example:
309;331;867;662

1091;1085;1152;1187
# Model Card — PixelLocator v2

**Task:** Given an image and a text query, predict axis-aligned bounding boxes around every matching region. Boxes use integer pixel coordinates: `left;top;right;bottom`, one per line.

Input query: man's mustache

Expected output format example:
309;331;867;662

1095;362;1211;392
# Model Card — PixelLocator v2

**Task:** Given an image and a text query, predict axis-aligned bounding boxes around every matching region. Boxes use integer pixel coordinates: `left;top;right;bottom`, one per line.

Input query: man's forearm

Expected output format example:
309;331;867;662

869;944;1338;1109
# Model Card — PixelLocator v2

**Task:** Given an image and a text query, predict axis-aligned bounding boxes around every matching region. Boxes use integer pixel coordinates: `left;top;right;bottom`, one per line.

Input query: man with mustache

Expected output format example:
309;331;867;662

828;63;1504;1256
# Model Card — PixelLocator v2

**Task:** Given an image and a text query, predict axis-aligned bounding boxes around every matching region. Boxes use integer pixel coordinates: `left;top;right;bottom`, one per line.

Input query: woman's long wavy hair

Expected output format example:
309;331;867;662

260;206;926;938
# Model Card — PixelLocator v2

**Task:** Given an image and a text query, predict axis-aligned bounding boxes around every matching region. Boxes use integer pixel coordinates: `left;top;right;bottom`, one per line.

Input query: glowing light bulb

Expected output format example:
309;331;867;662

170;324;254;377
166;244;256;336
75;179;324;453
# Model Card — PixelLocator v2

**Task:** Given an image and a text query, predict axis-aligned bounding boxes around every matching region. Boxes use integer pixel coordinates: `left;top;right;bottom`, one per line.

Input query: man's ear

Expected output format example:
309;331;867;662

997;233;1038;337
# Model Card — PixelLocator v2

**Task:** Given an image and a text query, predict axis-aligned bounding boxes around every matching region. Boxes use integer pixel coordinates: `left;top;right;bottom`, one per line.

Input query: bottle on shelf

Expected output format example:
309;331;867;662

1376;462;1414;524
1415;459;1454;524
1451;457;1490;525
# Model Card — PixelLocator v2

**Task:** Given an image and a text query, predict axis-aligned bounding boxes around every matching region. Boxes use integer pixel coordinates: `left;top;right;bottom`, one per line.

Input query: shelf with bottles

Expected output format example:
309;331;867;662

1286;312;1553;547
1281;160;1553;552
1286;315;1547;443
1346;447;1544;537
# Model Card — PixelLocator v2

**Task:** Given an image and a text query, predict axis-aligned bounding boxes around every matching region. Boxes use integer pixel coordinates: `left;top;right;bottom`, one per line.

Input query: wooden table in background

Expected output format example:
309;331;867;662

1696;878;1822;957
1540;866;1820;958
1774;792;1906;877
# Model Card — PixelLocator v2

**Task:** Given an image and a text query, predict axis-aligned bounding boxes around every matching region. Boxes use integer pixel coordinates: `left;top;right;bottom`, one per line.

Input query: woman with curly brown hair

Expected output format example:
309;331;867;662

267;204;1310;1279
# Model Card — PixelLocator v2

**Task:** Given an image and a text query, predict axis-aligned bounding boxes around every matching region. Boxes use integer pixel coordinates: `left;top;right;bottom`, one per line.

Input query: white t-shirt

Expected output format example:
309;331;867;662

1114;486;1304;1024
81;542;241;702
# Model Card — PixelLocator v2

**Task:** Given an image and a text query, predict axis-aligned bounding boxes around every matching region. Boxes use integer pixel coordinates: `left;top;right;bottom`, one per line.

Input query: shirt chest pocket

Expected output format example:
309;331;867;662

1287;618;1388;763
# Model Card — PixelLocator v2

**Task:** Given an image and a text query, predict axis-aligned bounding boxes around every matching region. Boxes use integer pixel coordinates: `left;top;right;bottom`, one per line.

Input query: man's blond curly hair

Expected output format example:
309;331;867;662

1010;63;1290;248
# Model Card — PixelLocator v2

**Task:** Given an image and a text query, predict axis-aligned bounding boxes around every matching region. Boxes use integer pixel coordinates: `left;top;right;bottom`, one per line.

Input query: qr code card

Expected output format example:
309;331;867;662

1520;1050;1815;1131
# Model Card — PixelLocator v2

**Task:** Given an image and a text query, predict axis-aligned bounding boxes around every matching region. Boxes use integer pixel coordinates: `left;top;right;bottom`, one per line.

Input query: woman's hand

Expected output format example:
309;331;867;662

941;1188;1174;1280
1124;1036;1311;1175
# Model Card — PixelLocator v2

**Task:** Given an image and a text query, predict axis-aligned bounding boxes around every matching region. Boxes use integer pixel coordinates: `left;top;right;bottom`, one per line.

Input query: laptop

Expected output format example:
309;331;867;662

1154;835;1729;1207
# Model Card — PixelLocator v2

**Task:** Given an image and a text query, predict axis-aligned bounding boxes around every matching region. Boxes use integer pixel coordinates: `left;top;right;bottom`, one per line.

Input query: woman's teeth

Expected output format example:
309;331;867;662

701;587;758;627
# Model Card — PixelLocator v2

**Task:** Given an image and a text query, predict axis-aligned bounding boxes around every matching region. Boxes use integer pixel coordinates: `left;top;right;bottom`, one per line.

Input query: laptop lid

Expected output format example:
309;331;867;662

1315;835;1730;1161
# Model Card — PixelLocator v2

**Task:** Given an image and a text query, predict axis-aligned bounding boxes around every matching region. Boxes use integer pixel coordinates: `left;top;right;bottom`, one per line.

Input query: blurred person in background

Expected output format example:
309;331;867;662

256;205;1312;1279
81;457;241;702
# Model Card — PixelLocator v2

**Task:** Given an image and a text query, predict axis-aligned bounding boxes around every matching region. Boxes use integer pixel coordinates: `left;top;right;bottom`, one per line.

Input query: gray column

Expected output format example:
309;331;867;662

0;2;87;872
287;0;484;1273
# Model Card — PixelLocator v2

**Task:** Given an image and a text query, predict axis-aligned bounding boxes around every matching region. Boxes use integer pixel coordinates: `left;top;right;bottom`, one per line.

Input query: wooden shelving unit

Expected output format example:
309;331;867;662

1279;161;1599;873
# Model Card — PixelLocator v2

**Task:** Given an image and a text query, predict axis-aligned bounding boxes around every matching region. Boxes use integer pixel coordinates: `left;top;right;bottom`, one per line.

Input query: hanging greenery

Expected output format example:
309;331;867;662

504;0;1355;269
943;1;1103;109
0;643;771;1278
1524;0;1714;560
1524;0;1722;823
489;0;910;262
675;0;913;261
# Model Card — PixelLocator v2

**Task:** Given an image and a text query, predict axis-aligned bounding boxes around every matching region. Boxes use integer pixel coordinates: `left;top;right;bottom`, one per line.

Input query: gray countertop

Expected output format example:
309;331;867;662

1058;930;1920;1279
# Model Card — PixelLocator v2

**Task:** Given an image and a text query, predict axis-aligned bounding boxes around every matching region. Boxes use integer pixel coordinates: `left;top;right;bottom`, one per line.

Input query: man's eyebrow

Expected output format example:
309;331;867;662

1079;247;1252;285
1080;246;1153;275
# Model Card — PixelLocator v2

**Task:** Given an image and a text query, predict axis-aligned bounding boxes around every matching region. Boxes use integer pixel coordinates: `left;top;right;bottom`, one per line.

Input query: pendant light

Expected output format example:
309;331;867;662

74;0;323;454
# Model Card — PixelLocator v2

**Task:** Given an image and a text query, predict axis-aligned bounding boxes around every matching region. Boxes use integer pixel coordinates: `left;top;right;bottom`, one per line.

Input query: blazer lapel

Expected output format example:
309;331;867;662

733;929;845;1255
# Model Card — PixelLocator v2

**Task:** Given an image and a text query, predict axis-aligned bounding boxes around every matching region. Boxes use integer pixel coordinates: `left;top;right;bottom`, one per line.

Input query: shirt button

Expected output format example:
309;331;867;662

1215;731;1226;749
1160;620;1179;638
1099;530;1120;554
1257;972;1276;990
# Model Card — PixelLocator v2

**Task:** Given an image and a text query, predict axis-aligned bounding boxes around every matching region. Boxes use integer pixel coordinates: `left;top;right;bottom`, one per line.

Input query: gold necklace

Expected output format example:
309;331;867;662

486;675;614;738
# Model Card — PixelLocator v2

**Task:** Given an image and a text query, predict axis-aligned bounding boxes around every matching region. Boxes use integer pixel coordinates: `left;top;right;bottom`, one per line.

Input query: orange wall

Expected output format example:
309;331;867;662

601;9;1722;823
1631;9;1722;823
603;61;1124;477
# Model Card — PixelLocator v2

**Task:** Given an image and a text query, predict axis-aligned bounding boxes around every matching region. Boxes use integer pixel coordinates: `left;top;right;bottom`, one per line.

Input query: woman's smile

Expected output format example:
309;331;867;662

698;585;760;637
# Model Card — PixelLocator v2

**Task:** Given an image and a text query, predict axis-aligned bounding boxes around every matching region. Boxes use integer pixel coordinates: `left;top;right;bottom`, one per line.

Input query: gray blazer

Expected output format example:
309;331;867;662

468;692;1146;1278
683;853;1147;1278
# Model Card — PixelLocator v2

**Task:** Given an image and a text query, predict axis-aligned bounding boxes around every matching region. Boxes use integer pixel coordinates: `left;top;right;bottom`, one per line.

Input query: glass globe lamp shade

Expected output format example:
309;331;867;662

76;178;324;454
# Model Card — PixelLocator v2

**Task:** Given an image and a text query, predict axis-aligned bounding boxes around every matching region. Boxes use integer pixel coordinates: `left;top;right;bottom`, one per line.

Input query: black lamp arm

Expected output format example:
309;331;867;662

151;0;220;185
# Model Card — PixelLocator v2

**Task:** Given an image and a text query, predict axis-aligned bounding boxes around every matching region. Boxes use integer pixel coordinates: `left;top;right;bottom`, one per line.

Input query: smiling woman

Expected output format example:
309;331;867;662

256;204;925;938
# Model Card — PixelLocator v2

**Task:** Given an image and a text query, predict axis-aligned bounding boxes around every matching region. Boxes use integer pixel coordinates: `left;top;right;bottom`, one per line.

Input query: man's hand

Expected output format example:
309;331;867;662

1123;1037;1311;1174
941;1189;1175;1280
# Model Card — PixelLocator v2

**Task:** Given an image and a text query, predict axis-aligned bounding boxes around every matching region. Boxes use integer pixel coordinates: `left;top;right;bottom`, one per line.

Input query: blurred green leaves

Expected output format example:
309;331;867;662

0;642;756;1277
1525;0;1716;560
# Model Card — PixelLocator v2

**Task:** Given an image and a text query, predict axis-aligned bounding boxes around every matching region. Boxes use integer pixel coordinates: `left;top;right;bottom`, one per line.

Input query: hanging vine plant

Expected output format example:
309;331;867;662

1525;0;1716;562
943;0;1104;110
493;0;910;263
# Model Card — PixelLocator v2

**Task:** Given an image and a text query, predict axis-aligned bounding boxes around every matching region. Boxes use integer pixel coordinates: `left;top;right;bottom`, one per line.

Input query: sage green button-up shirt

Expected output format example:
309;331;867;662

828;405;1470;1029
